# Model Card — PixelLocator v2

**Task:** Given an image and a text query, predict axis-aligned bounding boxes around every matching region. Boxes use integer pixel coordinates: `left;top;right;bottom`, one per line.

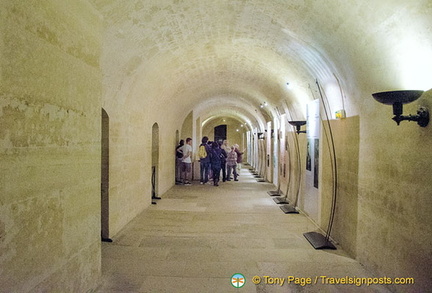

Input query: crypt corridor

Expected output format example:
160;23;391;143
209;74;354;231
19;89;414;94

1;1;431;292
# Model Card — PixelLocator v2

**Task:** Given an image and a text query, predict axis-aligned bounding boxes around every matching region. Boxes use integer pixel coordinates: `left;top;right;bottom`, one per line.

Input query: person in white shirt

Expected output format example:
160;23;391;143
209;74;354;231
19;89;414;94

180;138;193;185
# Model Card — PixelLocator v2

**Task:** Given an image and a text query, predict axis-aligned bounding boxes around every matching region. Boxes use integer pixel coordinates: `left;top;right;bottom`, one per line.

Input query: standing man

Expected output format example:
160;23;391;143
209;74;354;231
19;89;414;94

199;136;211;185
221;140;230;181
175;139;184;184
181;138;193;185
218;140;228;182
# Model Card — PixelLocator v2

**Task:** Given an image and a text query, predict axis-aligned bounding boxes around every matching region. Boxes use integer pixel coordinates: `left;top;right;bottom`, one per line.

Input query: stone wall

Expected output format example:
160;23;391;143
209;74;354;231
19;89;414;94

357;90;432;293
0;1;102;292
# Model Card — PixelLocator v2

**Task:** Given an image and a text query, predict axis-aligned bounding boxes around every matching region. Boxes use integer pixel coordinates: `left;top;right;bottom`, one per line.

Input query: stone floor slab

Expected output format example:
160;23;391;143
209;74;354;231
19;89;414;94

96;167;392;293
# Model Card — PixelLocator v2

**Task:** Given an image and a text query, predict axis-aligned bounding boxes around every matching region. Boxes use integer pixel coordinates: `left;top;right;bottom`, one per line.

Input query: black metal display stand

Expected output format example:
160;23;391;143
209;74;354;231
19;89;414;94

303;231;336;249
279;204;299;214
273;197;289;204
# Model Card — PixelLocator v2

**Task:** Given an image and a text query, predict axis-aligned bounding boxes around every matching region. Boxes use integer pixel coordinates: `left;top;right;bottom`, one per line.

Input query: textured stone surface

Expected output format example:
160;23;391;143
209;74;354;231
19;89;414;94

357;91;432;293
1;0;432;292
96;169;392;293
0;1;102;292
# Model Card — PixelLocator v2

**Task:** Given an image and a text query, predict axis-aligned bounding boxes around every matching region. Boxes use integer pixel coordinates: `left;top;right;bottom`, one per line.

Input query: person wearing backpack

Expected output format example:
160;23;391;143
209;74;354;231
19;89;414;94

199;136;211;185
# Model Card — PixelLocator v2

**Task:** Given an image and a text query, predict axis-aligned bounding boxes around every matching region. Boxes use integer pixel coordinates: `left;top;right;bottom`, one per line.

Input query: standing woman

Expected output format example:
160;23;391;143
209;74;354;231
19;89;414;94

234;144;245;176
226;146;238;181
209;141;222;186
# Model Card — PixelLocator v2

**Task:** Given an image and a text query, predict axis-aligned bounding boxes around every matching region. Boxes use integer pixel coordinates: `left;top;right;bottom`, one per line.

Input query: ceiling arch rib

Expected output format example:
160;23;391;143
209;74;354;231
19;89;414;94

94;0;356;128
202;116;250;140
193;93;270;132
129;40;316;105
201;111;253;133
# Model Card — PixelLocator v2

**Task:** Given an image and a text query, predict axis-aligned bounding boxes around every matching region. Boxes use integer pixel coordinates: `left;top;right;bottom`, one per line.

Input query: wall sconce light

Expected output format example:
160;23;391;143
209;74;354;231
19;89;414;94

288;121;307;134
372;90;429;127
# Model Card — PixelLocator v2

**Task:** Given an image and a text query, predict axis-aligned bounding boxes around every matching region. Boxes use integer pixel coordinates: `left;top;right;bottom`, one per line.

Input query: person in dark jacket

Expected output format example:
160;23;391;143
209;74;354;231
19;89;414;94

175;139;184;184
218;140;228;182
209;141;224;186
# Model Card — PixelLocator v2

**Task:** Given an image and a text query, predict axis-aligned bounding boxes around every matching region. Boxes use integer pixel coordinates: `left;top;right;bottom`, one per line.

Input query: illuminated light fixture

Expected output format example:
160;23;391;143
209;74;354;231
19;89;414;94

288;121;307;134
371;90;429;127
236;129;239;132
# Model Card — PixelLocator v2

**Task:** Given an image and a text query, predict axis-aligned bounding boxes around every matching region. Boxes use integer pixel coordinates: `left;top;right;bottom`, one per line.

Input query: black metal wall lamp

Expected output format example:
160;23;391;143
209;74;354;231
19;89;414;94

288;121;307;134
372;90;429;127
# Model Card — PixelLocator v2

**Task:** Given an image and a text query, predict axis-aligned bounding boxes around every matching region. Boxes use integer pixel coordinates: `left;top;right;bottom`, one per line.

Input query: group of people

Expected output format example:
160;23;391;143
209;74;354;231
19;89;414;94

175;136;245;186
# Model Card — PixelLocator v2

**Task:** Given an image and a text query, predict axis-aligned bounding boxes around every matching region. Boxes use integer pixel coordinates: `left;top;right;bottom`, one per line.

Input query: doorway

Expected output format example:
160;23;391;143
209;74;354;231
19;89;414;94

151;123;160;201
214;124;227;143
101;109;111;242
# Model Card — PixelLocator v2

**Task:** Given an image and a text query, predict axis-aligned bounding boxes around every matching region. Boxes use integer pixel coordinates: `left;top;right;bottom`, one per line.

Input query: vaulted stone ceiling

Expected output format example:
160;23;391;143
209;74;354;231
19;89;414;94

90;0;432;130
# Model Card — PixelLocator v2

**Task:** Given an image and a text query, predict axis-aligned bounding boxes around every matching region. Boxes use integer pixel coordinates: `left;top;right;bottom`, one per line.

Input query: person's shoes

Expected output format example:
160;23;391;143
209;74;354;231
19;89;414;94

200;182;204;185
152;196;161;199
226;179;231;181
234;179;238;181
184;182;192;185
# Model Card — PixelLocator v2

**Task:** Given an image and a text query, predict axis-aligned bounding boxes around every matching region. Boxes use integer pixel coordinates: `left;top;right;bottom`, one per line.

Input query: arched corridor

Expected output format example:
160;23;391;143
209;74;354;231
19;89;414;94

97;167;390;293
1;1;431;292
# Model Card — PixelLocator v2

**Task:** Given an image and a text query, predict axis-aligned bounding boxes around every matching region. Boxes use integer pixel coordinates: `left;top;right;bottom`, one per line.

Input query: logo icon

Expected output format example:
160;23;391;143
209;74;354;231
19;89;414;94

231;273;246;288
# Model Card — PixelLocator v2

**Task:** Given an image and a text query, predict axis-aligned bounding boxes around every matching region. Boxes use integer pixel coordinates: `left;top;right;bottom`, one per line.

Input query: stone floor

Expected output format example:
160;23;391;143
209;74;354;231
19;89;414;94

96;167;392;293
